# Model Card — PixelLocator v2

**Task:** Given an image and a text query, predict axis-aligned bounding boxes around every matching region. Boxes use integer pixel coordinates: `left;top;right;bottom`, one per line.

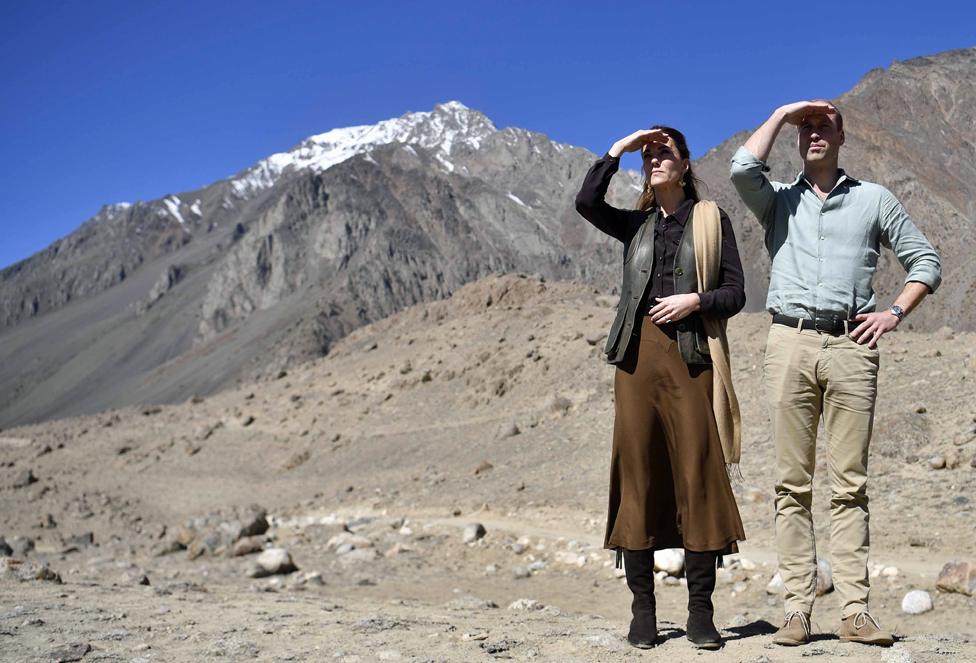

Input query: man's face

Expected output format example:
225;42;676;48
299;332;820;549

797;112;844;164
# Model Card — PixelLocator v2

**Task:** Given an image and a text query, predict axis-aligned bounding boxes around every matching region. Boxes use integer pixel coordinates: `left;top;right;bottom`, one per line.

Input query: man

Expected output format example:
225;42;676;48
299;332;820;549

729;101;942;647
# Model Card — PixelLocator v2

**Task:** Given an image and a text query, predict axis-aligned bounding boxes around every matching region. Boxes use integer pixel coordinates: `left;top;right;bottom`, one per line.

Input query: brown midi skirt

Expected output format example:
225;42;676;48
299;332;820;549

604;316;745;554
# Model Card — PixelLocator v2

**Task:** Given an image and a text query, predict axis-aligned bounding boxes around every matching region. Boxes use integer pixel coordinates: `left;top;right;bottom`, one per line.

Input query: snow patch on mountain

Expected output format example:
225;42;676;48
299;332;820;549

227;101;496;198
163;196;185;225
100;202;131;221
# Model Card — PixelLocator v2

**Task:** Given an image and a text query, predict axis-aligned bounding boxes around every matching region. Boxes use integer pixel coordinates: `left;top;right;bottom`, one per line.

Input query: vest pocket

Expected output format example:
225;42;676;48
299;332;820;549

694;327;712;357
679;318;712;365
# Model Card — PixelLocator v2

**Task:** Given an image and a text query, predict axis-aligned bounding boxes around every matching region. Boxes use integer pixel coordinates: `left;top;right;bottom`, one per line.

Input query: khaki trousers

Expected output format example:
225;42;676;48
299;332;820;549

763;323;879;618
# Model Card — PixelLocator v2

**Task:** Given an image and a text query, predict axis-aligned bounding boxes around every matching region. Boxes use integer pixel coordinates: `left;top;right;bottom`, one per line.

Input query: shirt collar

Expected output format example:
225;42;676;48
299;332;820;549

656;197;695;226
792;168;859;190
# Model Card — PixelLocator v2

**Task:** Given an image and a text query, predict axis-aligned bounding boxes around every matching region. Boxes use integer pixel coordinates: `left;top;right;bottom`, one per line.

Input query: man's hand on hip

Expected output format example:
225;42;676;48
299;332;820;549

849;311;899;348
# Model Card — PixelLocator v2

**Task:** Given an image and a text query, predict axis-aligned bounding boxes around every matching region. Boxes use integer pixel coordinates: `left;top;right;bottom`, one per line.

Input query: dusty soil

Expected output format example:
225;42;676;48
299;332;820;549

2;274;975;662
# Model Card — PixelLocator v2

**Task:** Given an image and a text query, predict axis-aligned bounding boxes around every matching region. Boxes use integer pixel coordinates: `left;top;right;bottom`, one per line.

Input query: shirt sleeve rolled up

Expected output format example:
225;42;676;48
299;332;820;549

879;188;942;293
729;146;777;227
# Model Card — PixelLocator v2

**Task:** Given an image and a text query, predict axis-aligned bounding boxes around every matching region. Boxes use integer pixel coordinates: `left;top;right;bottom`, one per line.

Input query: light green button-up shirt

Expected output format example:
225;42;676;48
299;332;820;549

730;146;942;320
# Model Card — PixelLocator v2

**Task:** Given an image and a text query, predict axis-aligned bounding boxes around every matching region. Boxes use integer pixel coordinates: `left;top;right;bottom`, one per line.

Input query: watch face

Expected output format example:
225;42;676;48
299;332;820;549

890;305;904;318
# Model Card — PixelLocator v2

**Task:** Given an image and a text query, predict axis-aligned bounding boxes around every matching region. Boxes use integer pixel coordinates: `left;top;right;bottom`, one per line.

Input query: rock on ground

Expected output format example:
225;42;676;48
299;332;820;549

249;548;298;577
936;560;976;596
654;548;684;576
901;590;934;615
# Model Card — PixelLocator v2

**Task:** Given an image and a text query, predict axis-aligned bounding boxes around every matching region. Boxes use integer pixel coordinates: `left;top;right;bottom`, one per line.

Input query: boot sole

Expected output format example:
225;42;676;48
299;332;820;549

840;635;894;647
690;640;722;650
627;639;657;649
773;637;809;647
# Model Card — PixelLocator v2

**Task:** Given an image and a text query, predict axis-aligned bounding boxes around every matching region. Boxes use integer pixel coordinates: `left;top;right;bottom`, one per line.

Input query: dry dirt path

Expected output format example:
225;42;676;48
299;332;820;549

3;504;974;663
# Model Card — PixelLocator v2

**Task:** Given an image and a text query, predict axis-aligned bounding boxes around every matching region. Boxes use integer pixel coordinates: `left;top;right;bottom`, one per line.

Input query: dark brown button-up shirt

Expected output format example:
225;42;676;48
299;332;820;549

575;153;746;321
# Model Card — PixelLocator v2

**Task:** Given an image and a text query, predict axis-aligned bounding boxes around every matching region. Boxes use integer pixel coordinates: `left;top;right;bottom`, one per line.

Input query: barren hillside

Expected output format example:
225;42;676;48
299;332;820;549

2;274;974;661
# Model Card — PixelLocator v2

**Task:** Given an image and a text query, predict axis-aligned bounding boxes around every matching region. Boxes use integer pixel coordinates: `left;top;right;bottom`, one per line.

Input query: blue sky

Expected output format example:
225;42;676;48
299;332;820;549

1;1;973;269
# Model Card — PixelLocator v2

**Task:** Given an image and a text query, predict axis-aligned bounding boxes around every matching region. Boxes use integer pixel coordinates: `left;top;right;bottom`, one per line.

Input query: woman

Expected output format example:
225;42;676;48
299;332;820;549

574;127;746;650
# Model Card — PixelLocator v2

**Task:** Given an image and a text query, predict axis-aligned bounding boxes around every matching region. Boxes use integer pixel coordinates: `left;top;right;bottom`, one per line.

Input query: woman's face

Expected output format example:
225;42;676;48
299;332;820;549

641;138;688;189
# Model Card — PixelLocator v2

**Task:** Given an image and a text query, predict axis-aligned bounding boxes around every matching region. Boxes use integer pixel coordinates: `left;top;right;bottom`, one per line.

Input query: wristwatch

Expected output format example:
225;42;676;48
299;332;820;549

889;304;905;320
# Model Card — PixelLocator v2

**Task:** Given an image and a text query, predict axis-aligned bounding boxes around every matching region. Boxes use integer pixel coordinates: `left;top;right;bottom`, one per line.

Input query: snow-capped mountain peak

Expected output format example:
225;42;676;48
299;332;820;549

228;101;496;198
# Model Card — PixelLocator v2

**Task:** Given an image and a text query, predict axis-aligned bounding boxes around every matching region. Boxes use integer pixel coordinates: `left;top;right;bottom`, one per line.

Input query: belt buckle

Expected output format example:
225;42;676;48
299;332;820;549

813;316;835;334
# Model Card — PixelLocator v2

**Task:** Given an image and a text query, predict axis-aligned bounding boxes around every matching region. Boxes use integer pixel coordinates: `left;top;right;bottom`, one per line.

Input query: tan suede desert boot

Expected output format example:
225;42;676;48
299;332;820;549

839;611;894;646
773;611;811;646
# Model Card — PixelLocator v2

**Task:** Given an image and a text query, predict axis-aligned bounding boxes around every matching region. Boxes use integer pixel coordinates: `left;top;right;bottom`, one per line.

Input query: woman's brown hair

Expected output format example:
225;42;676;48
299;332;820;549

635;125;703;211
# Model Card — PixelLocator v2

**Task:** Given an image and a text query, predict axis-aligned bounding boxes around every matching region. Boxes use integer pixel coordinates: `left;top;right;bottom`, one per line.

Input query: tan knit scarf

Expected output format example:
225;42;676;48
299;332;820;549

691;200;743;480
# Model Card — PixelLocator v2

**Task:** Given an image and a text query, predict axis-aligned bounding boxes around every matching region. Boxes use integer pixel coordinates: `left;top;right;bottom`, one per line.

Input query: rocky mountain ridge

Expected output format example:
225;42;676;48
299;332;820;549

1;48;973;427
0;101;637;426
